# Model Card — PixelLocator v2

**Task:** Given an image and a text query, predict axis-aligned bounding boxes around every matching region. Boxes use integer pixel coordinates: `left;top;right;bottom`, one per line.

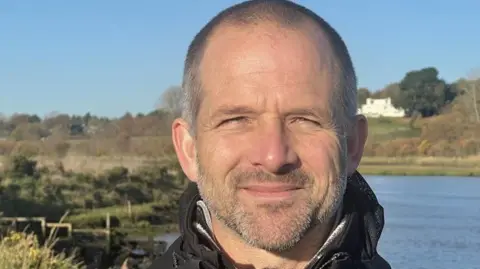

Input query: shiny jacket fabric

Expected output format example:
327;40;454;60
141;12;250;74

148;171;391;269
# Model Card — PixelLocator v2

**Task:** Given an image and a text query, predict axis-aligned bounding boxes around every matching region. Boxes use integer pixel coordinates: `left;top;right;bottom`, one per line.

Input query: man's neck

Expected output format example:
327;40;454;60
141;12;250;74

209;215;338;269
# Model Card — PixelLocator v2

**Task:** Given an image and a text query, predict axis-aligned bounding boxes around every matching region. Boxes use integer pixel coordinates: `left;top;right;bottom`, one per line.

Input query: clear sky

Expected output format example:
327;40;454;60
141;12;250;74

1;0;479;118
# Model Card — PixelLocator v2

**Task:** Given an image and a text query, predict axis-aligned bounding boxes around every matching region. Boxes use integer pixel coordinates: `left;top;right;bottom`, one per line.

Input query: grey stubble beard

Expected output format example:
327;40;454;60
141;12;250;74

195;157;347;253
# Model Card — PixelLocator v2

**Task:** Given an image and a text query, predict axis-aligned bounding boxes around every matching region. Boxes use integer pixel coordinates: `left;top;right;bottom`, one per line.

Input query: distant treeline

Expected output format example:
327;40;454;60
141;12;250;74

0;67;478;158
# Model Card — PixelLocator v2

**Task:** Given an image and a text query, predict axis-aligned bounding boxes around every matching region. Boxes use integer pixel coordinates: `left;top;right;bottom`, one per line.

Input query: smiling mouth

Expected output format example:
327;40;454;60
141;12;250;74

242;183;301;192
239;183;303;200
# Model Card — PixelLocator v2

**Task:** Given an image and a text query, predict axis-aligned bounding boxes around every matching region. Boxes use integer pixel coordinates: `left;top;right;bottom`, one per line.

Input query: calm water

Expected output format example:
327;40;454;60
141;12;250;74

157;176;480;269
367;175;480;269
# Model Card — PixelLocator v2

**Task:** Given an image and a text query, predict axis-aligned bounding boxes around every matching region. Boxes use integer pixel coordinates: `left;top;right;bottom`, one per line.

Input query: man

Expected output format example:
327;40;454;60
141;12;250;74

149;0;391;268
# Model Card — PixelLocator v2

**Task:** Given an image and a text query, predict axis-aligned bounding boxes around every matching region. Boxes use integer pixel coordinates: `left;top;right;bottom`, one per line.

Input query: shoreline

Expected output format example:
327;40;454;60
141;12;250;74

358;165;480;177
359;156;480;176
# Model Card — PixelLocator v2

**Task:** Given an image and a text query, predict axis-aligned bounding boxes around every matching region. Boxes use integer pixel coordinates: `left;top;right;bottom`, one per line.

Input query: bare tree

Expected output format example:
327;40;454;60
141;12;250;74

467;69;480;123
157;86;182;117
44;111;60;120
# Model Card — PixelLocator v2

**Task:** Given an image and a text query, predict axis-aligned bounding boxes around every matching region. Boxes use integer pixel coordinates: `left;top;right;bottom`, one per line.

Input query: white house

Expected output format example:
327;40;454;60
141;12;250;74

357;97;405;118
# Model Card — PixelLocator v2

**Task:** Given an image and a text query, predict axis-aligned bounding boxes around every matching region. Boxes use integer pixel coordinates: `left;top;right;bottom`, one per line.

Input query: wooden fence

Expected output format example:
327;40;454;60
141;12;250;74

0;213;112;253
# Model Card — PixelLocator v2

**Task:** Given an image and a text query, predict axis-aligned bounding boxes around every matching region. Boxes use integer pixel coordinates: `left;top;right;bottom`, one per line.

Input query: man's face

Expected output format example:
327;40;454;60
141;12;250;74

173;23;365;252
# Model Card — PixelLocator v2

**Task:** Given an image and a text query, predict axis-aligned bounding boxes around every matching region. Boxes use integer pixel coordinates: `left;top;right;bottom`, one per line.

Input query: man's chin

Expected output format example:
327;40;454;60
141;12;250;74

237;221;307;253
230;209;313;248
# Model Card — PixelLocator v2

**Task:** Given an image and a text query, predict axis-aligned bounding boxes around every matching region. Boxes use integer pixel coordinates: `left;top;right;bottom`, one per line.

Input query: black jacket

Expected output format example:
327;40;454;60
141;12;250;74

148;171;391;269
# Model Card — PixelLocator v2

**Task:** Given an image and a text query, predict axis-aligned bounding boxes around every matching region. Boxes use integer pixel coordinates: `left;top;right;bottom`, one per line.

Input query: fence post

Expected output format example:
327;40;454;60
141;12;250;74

67;223;72;238
40;218;46;239
127;200;132;220
106;212;111;255
148;235;154;256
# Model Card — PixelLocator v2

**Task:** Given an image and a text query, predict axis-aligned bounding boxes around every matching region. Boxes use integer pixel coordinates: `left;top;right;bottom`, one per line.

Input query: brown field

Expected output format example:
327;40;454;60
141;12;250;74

2;154;479;176
0;155;173;174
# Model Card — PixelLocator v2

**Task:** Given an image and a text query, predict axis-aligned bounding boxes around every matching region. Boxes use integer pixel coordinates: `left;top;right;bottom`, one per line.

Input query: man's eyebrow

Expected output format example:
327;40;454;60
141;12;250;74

286;107;326;117
210;105;257;118
209;105;331;119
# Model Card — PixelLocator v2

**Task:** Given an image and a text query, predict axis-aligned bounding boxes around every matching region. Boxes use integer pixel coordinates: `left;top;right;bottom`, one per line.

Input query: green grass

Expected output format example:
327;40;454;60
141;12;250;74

66;200;179;229
116;224;179;237
366;117;420;141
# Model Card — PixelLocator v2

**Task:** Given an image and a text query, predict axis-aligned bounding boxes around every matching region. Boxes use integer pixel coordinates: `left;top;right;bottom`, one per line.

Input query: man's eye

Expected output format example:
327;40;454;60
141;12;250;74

291;117;320;125
219;116;249;126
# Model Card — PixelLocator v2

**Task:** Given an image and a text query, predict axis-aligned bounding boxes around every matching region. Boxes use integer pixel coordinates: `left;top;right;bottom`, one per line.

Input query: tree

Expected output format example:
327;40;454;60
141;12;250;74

27;114;41;123
467;69;480;123
117;112;135;136
0;116;9;137
371;83;402;108
9;113;30;126
157;86;182;118
357;87;370;106
397;67;456;117
43;113;71;130
453;69;480;123
83;112;92;126
10;123;50;140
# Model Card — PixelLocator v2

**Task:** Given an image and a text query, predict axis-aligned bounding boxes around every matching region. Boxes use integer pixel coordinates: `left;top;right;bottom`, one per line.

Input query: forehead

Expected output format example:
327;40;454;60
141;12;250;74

198;22;337;116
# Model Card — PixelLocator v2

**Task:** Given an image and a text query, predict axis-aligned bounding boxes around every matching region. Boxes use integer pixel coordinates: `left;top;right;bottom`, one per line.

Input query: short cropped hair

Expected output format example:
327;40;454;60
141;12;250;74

181;0;357;134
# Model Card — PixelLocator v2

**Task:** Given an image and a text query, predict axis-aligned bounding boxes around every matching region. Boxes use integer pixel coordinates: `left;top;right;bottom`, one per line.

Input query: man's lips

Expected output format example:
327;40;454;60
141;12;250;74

240;183;302;192
238;183;303;200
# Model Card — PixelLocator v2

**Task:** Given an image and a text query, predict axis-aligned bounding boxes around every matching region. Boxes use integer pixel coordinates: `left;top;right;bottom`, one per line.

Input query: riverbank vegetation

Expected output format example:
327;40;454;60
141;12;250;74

0;155;185;230
0;154;183;268
0;230;83;269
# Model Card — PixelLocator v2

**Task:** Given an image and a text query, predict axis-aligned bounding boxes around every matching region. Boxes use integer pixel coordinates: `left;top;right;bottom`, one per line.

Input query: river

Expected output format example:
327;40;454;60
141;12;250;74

369;175;480;269
156;176;480;269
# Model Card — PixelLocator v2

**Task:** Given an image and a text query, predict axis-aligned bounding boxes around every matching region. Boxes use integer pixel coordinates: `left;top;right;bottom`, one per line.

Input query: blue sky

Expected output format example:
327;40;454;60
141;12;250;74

1;0;479;118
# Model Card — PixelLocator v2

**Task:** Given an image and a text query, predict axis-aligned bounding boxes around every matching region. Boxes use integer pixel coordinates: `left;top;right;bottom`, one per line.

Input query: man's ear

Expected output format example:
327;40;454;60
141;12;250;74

346;115;368;175
172;118;198;182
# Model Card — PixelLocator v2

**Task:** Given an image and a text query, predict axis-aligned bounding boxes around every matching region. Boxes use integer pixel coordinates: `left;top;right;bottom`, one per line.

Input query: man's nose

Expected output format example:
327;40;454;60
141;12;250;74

248;120;300;174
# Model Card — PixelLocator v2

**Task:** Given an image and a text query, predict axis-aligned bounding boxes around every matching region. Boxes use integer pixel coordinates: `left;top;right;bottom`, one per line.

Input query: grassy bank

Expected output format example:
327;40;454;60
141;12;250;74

359;156;480;176
4;154;480;177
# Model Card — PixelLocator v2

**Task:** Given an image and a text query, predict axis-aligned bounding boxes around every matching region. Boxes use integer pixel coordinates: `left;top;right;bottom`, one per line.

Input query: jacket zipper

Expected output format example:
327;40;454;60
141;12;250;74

306;252;350;269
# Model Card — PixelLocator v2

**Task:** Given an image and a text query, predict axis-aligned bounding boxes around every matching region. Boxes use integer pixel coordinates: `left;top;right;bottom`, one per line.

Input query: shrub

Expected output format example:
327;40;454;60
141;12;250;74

6;155;38;178
0;231;84;269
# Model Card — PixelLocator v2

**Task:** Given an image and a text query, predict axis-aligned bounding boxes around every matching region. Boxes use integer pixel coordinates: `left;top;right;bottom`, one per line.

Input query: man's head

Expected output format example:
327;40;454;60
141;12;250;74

172;0;368;253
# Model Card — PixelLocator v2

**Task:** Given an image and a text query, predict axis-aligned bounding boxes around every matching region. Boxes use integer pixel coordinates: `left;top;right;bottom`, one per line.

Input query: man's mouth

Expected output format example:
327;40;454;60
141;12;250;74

239;183;303;201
